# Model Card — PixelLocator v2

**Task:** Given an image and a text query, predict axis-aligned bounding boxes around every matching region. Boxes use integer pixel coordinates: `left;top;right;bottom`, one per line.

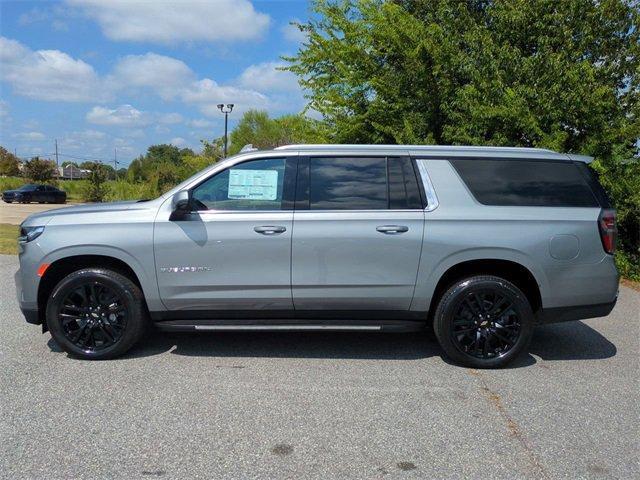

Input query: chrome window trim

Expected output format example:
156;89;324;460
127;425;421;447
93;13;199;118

415;159;439;212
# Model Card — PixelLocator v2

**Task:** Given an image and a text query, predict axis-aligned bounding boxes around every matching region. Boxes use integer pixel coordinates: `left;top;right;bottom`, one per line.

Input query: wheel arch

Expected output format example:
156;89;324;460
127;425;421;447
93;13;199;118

425;258;544;319
37;254;148;328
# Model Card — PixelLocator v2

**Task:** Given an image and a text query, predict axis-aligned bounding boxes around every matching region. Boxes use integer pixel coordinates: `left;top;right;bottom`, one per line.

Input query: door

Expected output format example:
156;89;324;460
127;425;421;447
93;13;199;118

154;156;296;312
292;156;425;311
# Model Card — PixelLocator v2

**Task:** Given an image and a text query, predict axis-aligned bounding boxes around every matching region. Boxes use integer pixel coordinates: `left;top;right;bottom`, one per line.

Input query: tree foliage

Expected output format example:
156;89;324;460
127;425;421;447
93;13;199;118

229;110;329;154
286;0;639;277
23;157;57;183
0;146;20;176
82;162;108;202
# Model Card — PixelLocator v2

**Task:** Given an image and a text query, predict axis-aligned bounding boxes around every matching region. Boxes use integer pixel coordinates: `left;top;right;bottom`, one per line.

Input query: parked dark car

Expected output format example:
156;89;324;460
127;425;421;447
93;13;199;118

2;184;66;204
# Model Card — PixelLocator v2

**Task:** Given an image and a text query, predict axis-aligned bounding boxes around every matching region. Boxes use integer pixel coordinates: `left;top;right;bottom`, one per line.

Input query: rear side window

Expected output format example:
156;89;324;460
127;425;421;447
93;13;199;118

307;157;423;210
309;157;388;210
450;159;598;207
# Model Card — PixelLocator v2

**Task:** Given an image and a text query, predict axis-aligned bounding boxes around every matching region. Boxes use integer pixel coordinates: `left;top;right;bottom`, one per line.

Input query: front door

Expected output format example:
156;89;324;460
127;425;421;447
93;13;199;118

154;156;296;312
292;156;425;311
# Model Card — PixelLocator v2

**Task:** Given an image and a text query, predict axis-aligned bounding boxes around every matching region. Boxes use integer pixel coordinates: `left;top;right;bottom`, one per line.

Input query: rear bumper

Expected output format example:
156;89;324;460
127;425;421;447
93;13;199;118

536;295;618;324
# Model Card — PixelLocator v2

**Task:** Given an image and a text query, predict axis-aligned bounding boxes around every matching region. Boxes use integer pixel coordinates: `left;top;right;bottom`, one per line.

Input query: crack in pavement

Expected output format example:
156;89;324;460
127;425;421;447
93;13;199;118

469;369;550;480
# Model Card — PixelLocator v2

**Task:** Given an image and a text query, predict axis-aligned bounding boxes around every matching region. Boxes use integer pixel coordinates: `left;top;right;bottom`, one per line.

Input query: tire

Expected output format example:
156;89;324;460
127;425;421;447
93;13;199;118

46;268;148;360
433;275;534;368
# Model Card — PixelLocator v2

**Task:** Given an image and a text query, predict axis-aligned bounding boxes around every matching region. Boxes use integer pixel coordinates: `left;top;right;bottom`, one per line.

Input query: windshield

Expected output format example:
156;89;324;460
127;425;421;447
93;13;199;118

18;184;38;191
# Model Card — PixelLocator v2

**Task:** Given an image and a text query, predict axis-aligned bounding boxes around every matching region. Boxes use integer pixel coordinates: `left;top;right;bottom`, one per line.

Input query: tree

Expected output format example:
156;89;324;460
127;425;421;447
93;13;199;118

229;110;329;154
0;146;20;176
287;0;637;152
23;157;57;183
286;0;639;277
82;162;108;202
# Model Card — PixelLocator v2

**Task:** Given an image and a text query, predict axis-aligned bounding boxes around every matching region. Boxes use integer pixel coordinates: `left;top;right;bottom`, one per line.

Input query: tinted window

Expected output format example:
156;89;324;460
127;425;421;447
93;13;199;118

192;158;286;211
450;159;598;207
309;157;387;210
18;184;38;191
388;158;423;209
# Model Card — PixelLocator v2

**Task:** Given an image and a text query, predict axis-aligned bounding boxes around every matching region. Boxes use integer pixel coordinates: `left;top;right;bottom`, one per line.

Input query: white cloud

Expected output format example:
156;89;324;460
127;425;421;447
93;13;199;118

68;0;270;44
282;19;306;43
12;131;46;141
159;112;184;124
238;61;299;93
110;53;194;99
188;118;216;128
0;100;8;117
0;36;104;102
86;105;152;127
170;137;187;147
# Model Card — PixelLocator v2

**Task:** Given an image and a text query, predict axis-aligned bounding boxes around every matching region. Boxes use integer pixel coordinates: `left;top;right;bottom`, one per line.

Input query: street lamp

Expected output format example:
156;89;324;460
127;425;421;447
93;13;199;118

217;103;234;157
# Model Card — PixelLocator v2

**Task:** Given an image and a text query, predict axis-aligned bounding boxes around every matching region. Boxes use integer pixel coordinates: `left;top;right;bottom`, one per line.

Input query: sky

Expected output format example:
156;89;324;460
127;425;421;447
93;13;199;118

0;0;311;167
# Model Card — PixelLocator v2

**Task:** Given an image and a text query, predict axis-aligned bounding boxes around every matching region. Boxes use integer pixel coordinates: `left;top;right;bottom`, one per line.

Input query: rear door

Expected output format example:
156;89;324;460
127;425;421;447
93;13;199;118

291;156;425;311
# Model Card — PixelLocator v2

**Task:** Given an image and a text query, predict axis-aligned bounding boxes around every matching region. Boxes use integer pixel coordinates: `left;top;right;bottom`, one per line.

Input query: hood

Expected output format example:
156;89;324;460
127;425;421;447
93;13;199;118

3;189;22;195
21;200;150;226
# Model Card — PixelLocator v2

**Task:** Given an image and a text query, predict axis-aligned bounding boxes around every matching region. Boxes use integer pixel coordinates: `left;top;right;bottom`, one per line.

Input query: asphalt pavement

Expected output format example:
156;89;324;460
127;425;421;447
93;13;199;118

0;202;84;226
0;254;638;479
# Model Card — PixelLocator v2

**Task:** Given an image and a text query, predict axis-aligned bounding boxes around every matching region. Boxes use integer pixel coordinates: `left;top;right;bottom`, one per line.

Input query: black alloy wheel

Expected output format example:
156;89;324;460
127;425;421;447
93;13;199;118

57;281;127;353
46;268;147;359
433;275;534;368
450;289;521;359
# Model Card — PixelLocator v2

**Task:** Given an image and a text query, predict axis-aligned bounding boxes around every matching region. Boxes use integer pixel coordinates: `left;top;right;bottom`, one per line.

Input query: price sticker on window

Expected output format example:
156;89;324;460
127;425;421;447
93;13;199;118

228;169;279;200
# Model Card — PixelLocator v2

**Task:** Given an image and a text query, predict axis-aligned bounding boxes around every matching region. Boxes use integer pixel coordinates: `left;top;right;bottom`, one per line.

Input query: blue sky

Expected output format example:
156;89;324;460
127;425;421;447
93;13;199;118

0;0;311;166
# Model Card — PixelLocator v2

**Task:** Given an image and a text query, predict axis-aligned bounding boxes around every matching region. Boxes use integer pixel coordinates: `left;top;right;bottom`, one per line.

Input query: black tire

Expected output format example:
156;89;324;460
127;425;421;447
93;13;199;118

433;275;534;368
46;268;147;360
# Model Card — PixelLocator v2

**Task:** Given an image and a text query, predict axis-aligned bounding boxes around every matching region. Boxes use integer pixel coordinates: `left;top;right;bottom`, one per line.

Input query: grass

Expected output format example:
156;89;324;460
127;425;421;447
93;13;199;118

0;223;18;255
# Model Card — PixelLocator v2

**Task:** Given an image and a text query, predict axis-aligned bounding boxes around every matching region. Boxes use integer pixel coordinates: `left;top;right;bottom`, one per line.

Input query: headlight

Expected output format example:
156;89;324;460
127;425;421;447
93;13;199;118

18;226;45;243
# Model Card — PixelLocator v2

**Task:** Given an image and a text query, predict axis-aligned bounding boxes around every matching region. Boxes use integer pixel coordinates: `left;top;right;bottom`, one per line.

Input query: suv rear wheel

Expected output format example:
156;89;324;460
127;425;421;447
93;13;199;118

46;268;147;360
433;275;534;368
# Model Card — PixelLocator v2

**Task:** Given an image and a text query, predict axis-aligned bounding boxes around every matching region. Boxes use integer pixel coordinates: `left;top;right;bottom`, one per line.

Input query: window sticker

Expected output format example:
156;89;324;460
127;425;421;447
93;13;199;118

228;169;279;200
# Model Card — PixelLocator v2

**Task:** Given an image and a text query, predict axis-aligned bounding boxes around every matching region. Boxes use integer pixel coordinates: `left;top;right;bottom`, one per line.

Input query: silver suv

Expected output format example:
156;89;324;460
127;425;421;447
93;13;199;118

15;145;619;367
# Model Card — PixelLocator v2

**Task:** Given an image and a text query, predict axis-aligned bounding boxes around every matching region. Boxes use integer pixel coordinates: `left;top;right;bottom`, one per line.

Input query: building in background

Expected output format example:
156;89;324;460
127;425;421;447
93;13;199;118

57;164;90;179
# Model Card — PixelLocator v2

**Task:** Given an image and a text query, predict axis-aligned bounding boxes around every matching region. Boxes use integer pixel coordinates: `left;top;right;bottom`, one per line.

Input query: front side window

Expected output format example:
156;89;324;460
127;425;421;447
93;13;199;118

309;157;388;210
192;158;286;211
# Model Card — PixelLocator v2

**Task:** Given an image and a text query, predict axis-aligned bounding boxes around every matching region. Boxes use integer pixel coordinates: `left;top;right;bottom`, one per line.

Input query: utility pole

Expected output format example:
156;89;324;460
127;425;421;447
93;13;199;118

217;103;234;157
113;148;119;179
54;139;59;167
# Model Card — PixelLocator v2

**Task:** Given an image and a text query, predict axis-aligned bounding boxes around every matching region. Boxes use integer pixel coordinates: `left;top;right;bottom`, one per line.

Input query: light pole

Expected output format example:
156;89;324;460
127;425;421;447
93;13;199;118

217;103;234;157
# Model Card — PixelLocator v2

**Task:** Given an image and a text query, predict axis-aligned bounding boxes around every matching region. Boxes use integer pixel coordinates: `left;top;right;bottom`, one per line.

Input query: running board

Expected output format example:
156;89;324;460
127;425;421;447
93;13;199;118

153;320;425;333
194;325;381;331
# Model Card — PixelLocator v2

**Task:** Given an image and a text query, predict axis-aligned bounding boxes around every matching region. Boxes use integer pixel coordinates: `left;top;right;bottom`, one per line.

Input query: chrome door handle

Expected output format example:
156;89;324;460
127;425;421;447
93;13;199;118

254;225;286;235
376;225;409;234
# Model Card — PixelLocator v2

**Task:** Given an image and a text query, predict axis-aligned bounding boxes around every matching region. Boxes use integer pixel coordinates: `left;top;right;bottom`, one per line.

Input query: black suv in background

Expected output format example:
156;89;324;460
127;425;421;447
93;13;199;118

2;184;67;204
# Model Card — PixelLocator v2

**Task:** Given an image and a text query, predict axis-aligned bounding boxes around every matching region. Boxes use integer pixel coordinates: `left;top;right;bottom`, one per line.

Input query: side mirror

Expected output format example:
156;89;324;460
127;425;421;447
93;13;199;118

169;190;191;221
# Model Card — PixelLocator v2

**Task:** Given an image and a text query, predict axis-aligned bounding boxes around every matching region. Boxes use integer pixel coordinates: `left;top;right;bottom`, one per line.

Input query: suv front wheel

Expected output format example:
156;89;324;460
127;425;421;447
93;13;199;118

433;275;534;368
46;268;147;360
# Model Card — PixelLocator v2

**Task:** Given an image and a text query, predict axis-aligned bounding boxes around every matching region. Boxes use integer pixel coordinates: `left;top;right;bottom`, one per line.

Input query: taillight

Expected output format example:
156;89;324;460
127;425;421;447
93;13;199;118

598;209;617;254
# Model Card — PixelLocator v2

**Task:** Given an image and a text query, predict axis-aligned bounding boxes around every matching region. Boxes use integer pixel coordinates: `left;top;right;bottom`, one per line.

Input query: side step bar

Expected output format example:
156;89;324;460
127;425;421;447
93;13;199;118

194;325;382;331
153;320;425;333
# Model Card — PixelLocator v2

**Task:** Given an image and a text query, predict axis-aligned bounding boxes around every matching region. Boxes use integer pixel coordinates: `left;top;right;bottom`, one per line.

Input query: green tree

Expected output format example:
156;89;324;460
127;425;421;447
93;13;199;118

0;146;21;176
287;0;639;277
82;162;108;202
229;110;329;154
23;157;57;183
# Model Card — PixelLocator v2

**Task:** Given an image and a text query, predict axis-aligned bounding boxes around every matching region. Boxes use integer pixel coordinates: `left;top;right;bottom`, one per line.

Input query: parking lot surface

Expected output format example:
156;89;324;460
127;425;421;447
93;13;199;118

0;253;638;479
0;202;82;225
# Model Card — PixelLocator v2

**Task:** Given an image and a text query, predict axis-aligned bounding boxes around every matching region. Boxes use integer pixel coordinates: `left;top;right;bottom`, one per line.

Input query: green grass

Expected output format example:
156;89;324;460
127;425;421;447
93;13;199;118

0;223;18;255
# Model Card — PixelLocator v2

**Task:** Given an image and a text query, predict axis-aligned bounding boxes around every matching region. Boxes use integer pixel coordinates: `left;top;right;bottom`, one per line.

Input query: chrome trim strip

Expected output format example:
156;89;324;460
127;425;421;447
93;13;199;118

194;325;382;331
416;159;440;212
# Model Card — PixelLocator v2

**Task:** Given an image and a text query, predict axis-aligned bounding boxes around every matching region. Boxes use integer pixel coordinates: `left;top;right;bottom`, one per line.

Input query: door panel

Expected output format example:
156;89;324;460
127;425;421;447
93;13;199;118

155;212;293;310
292;210;424;310
154;156;295;312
